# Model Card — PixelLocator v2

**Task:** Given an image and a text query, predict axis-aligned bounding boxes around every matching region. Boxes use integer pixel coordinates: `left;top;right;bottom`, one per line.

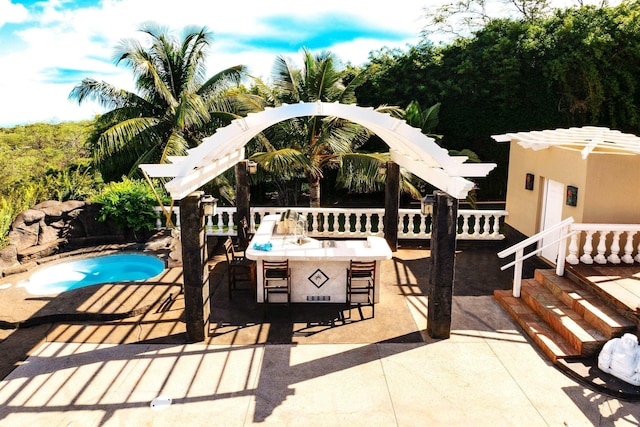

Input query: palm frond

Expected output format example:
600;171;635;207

271;54;299;102
251;148;318;177
69;79;150;111
336;152;387;193
198;65;246;97
94;117;161;161
161;130;190;162
339;66;371;104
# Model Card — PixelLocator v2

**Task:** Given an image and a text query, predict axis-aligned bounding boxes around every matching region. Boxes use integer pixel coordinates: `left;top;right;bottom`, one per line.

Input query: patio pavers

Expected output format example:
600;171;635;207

2;242;640;425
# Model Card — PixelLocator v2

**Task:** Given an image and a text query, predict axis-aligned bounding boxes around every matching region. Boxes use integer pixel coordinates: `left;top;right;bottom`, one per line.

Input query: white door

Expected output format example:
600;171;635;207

540;179;565;262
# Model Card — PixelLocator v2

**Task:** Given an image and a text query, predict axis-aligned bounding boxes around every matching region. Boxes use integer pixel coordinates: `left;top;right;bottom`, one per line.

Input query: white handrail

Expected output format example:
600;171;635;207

498;217;575;297
497;217;575;259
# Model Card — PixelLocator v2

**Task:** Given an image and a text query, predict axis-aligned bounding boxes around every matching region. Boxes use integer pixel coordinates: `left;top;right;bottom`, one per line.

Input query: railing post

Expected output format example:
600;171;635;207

556;225;569;276
513;248;524;297
383;161;400;250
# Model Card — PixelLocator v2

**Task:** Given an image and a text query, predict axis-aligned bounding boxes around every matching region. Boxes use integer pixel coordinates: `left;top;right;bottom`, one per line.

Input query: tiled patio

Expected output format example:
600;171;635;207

1;242;640;426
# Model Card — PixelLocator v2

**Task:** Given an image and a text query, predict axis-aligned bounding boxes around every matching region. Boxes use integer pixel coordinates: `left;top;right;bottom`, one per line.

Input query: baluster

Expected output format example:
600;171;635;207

409;213;417;237
481;214;490;239
254;210;264;232
422;213;430;238
155;207;163;230
365;213;372;234
579;230;595;264
566;232;580;264
340;213;347;236
349;212;356;236
349;211;356;236
206;213;214;235
490;214;499;239
622;230;637;264
228;213;236;236
462;213;471;238
607;231;623;264
594;230;609;264
378;213;385;235
398;212;405;238
324;212;331;235
311;212;319;236
174;210;181;228
215;213;224;235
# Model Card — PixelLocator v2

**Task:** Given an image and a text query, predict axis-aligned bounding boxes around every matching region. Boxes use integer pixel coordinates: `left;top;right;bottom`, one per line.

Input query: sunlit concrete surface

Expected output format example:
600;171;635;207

1;297;639;426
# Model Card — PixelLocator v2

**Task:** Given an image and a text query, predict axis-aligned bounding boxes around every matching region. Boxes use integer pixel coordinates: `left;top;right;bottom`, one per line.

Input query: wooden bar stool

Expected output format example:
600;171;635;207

263;259;291;315
345;260;376;320
224;237;256;298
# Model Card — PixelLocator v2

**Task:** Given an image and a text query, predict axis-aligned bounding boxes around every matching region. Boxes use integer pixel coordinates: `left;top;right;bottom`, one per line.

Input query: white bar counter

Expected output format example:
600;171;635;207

245;214;393;303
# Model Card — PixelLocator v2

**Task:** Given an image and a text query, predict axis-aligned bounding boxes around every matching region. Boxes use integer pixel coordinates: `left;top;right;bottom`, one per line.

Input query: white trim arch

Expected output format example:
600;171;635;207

140;102;496;200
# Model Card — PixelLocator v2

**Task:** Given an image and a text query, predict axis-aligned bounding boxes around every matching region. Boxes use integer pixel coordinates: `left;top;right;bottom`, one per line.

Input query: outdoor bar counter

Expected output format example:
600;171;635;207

245;214;393;303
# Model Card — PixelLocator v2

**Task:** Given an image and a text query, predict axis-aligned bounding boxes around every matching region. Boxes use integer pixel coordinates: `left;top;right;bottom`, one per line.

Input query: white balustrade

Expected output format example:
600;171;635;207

565;224;640;266
154;206;507;241
499;220;640;298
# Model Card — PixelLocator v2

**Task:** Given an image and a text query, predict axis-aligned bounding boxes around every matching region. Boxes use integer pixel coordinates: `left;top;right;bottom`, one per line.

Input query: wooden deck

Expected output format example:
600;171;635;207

566;263;640;325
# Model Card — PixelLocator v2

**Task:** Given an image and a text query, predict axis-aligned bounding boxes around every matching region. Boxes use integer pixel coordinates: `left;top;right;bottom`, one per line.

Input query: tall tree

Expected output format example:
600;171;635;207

69;24;248;181
250;48;398;207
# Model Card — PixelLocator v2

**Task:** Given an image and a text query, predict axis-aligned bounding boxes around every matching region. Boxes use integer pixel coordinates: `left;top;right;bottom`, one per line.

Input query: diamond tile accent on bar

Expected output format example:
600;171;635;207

308;269;329;288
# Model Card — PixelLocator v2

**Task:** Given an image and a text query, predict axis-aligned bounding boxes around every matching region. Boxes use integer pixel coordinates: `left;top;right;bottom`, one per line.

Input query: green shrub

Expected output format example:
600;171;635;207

92;178;167;232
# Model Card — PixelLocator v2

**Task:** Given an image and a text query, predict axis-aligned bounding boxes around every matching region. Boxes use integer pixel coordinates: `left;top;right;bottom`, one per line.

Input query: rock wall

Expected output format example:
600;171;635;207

0;200;128;276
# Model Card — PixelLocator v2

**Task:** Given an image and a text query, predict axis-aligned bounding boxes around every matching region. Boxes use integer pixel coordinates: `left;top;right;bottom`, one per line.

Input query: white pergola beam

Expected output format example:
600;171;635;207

140;102;496;200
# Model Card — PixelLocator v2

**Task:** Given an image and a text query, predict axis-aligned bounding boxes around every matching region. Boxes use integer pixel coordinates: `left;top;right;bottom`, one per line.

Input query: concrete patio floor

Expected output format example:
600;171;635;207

1;242;639;426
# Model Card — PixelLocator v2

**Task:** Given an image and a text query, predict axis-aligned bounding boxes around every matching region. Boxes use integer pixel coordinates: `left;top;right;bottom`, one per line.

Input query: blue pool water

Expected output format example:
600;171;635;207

25;253;165;295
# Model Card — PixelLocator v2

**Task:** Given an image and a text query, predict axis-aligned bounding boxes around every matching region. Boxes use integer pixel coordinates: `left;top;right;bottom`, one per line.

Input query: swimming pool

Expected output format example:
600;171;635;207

24;253;166;295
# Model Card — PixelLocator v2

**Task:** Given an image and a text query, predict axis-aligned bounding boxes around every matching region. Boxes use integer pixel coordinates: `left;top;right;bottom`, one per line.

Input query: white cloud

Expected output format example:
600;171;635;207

1;0;428;126
2;0;618;126
0;0;28;27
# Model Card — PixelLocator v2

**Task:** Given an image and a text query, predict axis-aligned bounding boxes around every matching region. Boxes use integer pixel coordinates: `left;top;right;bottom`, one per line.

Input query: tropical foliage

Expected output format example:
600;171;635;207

69;24;250;182
0;121;101;247
357;1;640;199
5;4;640;242
91;177;168;233
249;48;402;207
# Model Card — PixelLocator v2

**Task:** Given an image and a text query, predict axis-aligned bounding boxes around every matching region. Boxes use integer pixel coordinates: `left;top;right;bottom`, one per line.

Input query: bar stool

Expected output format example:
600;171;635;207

262;260;291;315
346;260;376;320
224;237;256;298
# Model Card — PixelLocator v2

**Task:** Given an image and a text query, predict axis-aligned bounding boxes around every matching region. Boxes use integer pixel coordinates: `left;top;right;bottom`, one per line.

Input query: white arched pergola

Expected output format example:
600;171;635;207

140;102;496;199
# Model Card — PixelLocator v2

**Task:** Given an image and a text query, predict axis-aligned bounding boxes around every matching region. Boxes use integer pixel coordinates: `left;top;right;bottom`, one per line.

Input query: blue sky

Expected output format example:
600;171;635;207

0;0;428;126
0;0;615;127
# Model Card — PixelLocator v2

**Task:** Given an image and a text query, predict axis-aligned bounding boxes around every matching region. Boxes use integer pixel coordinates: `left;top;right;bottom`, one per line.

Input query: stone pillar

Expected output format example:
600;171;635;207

236;160;251;246
383;161;400;251
427;190;458;339
180;191;209;342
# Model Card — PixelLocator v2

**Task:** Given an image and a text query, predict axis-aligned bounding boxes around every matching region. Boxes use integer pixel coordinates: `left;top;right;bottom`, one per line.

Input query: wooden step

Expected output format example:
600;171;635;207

520;279;607;356
494;289;580;363
535;270;636;339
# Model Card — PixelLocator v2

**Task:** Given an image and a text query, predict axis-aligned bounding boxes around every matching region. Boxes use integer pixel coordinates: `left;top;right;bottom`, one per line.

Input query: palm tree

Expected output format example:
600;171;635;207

250;48;404;207
69;24;249;182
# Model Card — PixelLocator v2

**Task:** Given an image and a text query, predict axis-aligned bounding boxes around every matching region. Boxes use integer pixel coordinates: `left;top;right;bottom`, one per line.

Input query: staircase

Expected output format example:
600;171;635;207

494;269;636;363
